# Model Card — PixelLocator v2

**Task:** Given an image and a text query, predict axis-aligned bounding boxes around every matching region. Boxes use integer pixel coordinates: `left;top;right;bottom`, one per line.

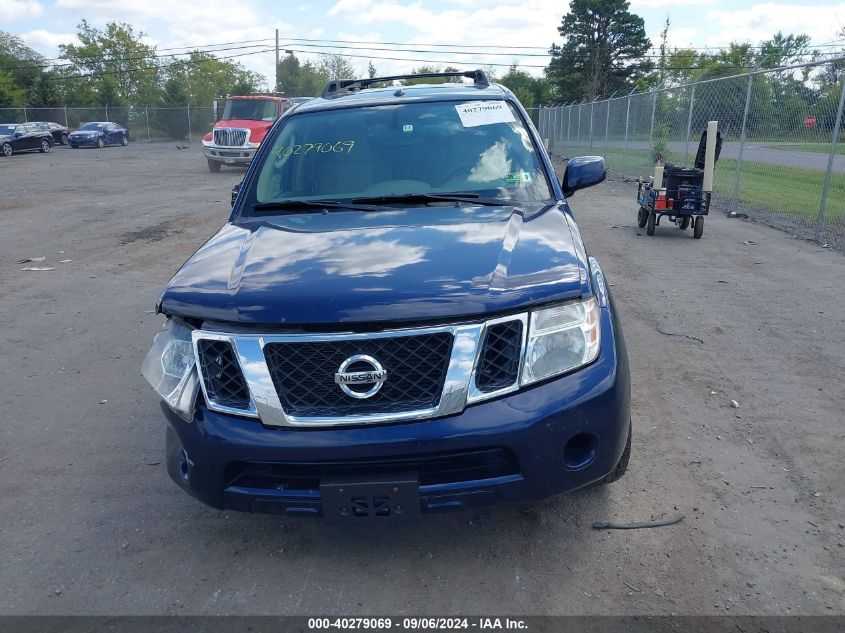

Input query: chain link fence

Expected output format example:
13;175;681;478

539;58;845;250
0;106;215;143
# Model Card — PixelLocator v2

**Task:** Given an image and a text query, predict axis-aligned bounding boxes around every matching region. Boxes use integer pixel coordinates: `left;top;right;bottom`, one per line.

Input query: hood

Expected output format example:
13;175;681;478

158;205;589;326
214;119;273;139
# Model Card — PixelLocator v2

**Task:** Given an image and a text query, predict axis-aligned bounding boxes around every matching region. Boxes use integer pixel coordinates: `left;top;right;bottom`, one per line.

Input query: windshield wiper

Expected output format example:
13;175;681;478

252;199;378;213
351;193;507;207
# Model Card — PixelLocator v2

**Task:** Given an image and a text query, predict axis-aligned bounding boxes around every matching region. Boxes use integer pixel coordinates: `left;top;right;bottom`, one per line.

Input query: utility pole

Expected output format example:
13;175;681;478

275;29;280;92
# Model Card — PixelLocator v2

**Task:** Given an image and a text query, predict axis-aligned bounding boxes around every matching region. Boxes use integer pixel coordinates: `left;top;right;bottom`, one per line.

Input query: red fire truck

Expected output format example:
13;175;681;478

201;94;293;172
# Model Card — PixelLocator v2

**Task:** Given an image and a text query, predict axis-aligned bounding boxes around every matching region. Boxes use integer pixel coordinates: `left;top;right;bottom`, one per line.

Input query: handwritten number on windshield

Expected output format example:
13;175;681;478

275;140;355;159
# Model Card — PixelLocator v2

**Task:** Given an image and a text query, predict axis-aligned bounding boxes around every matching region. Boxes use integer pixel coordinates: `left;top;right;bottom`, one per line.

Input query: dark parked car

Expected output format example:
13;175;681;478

32;121;70;145
68;122;128;148
0;123;54;156
143;70;630;522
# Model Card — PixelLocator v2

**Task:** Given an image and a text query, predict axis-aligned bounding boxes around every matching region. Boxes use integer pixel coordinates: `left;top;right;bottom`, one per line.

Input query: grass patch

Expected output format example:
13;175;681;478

757;143;845;156
571;146;842;221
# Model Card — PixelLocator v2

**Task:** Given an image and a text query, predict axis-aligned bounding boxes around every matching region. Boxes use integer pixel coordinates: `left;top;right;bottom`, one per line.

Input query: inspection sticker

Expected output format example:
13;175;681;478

455;101;515;127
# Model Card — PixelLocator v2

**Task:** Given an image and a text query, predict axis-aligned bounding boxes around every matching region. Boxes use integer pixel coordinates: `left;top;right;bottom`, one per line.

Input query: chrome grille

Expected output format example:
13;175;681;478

475;320;523;392
213;128;248;147
264;333;454;417
197;339;251;409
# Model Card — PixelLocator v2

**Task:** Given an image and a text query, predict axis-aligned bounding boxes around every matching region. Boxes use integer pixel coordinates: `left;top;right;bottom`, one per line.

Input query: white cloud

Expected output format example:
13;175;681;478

707;2;845;46
326;0;560;76
0;0;43;20
19;30;79;55
54;0;260;27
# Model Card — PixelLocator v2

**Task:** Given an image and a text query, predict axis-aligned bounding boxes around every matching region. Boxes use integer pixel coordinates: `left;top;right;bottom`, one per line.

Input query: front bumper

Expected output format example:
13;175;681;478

69;136;99;146
203;145;257;164
159;305;630;518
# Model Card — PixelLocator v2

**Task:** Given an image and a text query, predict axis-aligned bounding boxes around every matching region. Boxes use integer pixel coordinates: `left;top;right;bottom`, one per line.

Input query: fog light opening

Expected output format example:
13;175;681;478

178;448;191;482
563;433;598;470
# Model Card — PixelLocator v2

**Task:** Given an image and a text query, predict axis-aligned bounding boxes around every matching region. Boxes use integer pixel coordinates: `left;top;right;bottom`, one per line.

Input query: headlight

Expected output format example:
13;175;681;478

141;318;199;420
521;297;600;385
248;141;261;148
202;138;213;146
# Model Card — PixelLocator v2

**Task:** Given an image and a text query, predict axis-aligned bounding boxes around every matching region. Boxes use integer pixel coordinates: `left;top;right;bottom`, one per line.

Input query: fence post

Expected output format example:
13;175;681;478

815;72;845;242
567;104;571;143
684;83;696;166
576;103;581;146
63;106;68;127
604;93;614;156
187;105;192;143
23;107;27;122
729;72;755;217
649;88;657;157
589;98;595;151
145;106;151;142
622;90;632;177
105;104;108;121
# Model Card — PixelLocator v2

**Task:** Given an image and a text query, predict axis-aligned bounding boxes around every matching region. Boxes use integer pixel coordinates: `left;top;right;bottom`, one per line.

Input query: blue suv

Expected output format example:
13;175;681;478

142;70;630;522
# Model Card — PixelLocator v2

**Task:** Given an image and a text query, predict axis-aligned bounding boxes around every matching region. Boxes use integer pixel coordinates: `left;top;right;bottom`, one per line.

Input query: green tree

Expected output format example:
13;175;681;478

499;64;549;108
545;0;653;100
166;51;262;106
0;31;60;106
401;65;462;85
317;53;356;80
59;20;161;105
0;69;26;108
275;53;327;96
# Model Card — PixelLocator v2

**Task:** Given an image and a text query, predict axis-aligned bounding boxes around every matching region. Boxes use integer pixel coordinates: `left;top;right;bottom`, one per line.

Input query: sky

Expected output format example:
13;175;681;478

2;0;845;89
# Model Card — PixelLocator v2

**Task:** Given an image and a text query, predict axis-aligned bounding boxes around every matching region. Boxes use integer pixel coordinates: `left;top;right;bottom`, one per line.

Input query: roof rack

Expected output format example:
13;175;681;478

321;69;489;99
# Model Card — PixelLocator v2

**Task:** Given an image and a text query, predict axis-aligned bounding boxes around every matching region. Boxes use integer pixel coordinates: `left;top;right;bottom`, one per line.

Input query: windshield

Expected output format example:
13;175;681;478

80;123;104;131
0;125;16;135
242;100;551;215
223;98;277;121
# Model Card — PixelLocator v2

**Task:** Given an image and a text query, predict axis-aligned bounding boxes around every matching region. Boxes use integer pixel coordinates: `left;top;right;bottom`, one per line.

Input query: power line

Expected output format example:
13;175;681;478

37;47;275;83
3;42;275;73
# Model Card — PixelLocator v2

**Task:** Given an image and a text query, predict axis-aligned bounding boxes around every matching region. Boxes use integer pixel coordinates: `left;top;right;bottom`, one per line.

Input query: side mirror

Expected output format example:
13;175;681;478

561;156;606;197
231;182;241;207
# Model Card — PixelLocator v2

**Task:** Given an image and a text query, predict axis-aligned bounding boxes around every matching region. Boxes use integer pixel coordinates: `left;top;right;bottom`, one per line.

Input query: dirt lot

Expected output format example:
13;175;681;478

0;143;843;616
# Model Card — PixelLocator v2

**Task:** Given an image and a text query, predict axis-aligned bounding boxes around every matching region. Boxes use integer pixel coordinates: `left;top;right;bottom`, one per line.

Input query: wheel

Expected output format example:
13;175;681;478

207;159;221;173
70;145;78;149
637;207;648;228
39;139;50;153
594;422;631;486
60;133;69;145
679;216;690;230
1;142;12;157
121;136;128;146
96;137;105;149
646;211;656;236
693;216;704;239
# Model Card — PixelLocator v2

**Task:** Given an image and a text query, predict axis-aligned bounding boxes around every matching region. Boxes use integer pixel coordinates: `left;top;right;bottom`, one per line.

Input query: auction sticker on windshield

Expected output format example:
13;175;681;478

455;101;516;127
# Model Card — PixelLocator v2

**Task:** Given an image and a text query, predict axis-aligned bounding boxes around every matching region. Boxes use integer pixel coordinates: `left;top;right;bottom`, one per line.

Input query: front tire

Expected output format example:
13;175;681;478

693;216;704;239
637;207;648;228
96;137;105;149
207;159;221;173
1;142;12;157
40;139;50;153
646;211;656;236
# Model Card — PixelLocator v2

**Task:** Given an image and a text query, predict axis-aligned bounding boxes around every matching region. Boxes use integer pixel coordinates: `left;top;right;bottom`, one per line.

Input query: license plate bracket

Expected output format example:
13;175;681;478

320;473;420;523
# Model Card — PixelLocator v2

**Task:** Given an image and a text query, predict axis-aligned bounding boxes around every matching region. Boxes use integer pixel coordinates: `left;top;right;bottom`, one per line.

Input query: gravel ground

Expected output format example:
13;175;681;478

0;143;843;616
